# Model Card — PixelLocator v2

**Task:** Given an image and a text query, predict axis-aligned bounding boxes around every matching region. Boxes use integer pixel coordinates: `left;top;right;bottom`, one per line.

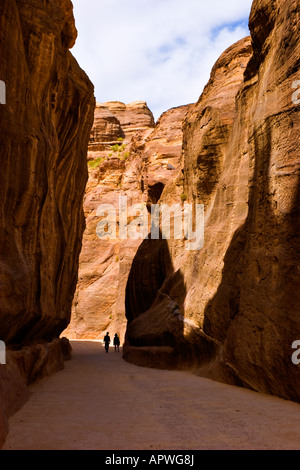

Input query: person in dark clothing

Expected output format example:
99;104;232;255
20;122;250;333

104;332;111;353
113;333;120;352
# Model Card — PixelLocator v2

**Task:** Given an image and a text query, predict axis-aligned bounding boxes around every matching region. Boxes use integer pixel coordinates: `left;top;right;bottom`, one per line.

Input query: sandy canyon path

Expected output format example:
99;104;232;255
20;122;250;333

3;340;300;450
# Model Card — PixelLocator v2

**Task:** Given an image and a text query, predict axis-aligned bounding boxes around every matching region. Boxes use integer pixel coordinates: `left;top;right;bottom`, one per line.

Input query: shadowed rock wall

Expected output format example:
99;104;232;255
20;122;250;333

0;0;95;345
0;0;95;446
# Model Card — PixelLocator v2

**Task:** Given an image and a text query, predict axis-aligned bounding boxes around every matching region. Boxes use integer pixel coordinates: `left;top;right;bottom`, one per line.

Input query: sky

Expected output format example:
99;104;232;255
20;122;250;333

71;0;253;121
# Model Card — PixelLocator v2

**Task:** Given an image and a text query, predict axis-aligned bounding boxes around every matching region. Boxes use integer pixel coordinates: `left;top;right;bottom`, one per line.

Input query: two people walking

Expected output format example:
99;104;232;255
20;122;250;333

103;332;120;353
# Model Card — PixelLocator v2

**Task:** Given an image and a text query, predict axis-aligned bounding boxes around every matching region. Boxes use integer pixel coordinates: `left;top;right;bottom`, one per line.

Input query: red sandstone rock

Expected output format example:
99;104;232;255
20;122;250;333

0;0;95;345
104;101;155;136
89;104;124;148
0;338;72;447
64;103;191;342
124;36;253;373
0;0;94;446
211;0;300;401
124;0;300;403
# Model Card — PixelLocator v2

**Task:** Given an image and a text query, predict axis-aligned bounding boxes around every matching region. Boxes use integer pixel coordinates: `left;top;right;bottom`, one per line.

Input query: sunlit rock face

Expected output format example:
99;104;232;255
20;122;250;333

124;36;253;374
89;104;124;146
64;102;192;342
124;0;300;403
103;101;155;136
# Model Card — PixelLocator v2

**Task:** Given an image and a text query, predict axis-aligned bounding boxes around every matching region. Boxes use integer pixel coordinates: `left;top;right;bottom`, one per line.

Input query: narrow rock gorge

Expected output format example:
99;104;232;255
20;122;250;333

0;0;95;446
64;0;300;403
1;0;299;450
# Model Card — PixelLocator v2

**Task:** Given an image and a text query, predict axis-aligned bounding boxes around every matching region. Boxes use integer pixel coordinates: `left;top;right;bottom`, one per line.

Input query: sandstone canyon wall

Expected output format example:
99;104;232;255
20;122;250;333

0;0;95;446
124;0;300;402
64;101;193;342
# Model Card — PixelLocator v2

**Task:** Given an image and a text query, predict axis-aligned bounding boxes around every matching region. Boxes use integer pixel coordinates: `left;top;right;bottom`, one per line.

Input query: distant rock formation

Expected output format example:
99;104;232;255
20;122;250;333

90;104;124;147
0;0;95;445
103;101;155;136
124;0;300;403
64;102;192;342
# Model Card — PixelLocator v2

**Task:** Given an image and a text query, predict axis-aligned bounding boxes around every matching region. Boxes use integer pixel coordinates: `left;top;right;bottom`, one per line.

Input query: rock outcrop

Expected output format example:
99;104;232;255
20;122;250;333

89;104;124;147
64;102;192;342
124;0;300;403
103;101;155;136
0;0;95;445
0;337;72;447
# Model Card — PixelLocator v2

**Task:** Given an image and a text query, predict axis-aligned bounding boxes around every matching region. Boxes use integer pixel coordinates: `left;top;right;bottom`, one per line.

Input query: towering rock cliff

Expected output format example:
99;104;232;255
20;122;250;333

64;101;192;341
124;0;300;402
124;36;253;371
0;0;95;445
209;0;300;401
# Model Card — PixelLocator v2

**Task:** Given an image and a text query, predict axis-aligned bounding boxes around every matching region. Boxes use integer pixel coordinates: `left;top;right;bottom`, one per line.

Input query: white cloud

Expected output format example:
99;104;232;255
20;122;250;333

71;0;253;120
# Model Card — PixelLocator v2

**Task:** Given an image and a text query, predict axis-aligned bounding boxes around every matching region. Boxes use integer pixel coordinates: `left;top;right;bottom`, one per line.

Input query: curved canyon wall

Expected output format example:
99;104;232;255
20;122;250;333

124;0;300;402
0;0;95;445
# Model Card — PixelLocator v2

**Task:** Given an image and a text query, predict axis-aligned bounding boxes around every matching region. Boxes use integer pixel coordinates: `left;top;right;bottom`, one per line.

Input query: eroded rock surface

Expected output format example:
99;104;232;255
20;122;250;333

90;104;124;147
0;0;95;344
124;0;300;402
0;0;95;445
0;337;72;448
124;36;253;374
103;101;155;136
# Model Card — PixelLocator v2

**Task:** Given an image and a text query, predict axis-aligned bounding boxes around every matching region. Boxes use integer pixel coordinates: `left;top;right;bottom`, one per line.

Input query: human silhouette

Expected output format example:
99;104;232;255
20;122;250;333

104;332;111;353
113;333;120;352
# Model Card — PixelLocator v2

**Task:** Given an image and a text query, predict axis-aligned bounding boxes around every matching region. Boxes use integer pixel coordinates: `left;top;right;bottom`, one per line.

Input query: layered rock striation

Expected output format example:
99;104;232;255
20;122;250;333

89;104;124;148
0;0;95;445
124;0;300;402
103;100;155;136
